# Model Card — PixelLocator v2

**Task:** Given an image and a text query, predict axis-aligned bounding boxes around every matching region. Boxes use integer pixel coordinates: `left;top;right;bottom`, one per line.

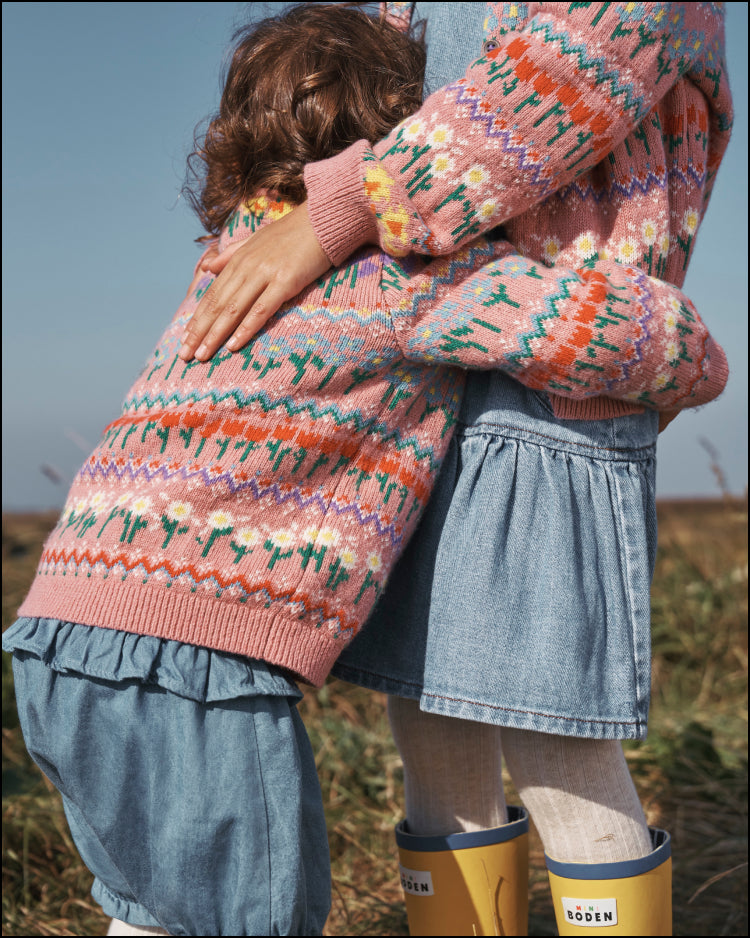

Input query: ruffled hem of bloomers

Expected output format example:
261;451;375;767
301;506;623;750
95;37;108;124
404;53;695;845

3;617;300;703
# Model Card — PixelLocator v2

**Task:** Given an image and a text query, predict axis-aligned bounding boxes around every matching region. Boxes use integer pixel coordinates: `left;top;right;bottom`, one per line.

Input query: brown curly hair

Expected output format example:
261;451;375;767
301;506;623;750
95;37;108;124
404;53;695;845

184;3;426;237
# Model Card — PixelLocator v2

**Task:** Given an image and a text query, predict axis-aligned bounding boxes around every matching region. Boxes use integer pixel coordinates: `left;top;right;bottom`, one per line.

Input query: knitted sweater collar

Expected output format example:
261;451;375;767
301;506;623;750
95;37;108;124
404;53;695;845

218;191;295;252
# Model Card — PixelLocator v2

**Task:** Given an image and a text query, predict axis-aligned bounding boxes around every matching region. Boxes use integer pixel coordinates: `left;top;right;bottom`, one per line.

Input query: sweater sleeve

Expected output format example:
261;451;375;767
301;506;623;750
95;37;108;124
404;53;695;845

304;2;724;264
384;240;728;412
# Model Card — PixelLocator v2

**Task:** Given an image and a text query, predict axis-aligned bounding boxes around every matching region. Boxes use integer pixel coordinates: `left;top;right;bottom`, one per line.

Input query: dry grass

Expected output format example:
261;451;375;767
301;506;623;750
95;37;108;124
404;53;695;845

3;500;747;937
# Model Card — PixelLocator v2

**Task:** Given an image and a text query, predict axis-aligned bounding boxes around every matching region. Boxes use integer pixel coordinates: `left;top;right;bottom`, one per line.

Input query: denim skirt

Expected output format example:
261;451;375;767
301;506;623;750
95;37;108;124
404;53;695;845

332;372;659;740
3;617;330;936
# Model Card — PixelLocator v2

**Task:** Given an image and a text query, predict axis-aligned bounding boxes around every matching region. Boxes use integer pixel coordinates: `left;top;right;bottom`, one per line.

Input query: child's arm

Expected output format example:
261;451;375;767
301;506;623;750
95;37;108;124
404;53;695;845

306;3;730;264
386;241;727;412
180;3;730;361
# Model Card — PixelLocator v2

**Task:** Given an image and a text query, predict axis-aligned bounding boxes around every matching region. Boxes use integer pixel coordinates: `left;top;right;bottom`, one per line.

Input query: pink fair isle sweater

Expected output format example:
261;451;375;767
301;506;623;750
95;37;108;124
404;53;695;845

306;1;734;419
19;193;726;685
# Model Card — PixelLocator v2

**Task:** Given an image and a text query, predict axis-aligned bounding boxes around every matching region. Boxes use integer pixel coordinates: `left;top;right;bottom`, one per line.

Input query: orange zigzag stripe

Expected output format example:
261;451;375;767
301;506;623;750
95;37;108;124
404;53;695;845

39;547;357;631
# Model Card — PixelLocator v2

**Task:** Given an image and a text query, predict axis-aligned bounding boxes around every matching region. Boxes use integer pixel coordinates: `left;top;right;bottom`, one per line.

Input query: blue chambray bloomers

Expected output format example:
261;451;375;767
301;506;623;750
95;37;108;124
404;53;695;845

332;371;659;740
3;618;330;937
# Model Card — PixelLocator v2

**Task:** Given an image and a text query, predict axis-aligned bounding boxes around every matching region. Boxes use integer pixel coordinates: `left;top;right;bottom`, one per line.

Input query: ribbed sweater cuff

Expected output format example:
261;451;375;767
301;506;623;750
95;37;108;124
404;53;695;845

304;140;379;266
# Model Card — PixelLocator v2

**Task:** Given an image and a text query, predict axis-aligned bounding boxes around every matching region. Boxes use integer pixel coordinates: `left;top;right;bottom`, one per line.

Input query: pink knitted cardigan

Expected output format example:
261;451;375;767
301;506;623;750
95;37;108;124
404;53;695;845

19;191;726;685
305;1;733;420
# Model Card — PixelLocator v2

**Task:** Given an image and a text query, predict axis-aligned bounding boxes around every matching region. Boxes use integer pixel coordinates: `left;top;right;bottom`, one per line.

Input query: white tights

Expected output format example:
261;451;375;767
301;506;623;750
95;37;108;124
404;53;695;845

387;695;653;863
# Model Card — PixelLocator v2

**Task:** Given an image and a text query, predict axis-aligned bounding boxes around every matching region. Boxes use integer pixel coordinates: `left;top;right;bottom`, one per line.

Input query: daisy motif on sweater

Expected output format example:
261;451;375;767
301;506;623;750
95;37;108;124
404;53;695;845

20;190;726;685
308;2;733;419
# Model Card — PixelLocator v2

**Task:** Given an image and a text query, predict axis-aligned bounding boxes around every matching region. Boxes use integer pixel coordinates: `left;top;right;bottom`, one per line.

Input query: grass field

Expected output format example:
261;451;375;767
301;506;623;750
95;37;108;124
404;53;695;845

2;499;747;937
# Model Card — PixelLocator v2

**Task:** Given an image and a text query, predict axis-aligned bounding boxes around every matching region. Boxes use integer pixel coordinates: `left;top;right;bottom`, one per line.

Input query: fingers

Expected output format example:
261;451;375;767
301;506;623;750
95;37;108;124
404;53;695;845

179;303;242;362
187;296;273;362
224;290;288;352
201;239;243;273
180;244;263;360
179;267;288;362
178;202;332;362
179;289;250;361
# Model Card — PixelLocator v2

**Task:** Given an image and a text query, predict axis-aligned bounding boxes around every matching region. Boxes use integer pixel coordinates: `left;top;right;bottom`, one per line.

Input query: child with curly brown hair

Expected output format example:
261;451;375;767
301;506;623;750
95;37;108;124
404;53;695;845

4;3;728;936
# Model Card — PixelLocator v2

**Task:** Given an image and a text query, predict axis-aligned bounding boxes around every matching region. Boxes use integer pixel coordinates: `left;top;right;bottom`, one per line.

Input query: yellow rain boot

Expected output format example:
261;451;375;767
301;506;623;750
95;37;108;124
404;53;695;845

396;805;529;936
546;827;672;936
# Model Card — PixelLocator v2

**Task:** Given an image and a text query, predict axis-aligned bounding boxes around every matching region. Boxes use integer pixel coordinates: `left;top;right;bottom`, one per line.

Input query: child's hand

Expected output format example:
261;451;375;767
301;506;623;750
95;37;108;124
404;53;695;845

178;202;331;361
658;410;680;434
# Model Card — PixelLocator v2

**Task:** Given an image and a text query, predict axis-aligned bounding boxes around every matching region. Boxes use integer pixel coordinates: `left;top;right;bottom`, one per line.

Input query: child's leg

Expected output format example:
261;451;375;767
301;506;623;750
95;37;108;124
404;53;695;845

503;729;671;935
387;696;652;859
388;696;527;936
388;701;665;935
387;695;507;835
501;728;652;862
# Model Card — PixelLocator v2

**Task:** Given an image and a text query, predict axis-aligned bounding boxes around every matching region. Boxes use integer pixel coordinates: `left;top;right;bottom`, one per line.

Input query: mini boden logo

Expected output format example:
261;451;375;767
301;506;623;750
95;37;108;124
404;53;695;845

399;865;434;896
561;897;618;926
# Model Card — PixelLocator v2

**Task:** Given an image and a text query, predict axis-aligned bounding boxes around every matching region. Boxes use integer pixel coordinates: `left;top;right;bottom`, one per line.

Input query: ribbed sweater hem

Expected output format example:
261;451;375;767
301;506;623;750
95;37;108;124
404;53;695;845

304;140;376;266
549;395;644;419
19;578;344;688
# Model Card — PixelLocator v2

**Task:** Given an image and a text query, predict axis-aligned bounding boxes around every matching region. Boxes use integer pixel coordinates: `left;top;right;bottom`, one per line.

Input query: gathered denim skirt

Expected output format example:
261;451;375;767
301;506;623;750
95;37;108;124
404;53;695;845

332;372;659;740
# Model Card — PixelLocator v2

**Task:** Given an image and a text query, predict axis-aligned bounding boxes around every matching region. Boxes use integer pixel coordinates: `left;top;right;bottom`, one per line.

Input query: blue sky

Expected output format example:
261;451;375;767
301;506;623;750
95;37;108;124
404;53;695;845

2;1;747;509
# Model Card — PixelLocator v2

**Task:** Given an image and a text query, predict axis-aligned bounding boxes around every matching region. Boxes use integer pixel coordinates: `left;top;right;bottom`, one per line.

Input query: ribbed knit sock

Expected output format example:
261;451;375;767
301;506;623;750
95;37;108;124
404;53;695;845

388;697;652;863
106;919;169;936
387;695;508;836
501;727;653;863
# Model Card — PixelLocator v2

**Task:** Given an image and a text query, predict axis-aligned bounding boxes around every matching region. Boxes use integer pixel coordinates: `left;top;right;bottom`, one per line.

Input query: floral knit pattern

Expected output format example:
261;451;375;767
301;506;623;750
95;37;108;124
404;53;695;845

306;2;733;419
20;194;726;683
